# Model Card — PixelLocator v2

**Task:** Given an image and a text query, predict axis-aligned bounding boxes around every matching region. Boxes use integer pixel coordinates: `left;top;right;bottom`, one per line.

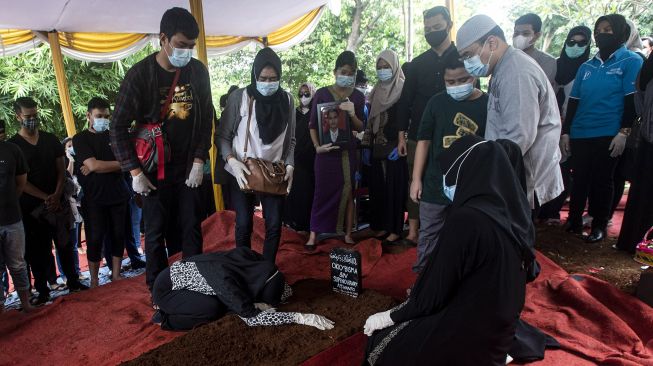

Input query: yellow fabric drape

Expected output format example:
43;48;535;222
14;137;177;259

57;32;147;53
0;29;34;45
267;8;321;45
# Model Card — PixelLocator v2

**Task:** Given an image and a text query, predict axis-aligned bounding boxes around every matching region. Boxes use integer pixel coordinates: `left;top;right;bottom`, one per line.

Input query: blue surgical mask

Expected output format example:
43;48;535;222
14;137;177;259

463;40;493;78
377;68;393;82
166;46;192;68
21;117;39;131
92;117;110;132
256;81;280;96
442;141;487;202
565;44;587;59
446;83;474;101
336;74;355;88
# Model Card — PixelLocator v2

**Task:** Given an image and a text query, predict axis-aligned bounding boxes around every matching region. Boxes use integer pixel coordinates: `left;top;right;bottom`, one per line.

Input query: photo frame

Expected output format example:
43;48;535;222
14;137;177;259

317;101;352;147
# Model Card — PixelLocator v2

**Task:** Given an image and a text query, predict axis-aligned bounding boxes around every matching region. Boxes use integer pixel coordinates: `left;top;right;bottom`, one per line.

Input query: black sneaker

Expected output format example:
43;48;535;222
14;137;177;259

68;282;90;292
151;310;163;325
30;294;50;307
131;258;146;270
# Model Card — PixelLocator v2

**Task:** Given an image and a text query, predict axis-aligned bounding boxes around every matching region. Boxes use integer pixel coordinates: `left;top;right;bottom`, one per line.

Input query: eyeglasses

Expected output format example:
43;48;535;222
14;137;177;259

298;92;311;98
566;39;588;47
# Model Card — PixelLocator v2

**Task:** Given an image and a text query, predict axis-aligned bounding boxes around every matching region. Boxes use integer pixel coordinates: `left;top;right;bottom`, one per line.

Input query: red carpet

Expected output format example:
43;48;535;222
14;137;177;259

1;210;652;365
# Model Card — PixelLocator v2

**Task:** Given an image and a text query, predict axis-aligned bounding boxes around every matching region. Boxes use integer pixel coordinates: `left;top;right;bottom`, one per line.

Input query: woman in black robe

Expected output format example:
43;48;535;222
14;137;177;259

617;54;653;252
151;247;333;331
362;135;533;365
283;83;317;233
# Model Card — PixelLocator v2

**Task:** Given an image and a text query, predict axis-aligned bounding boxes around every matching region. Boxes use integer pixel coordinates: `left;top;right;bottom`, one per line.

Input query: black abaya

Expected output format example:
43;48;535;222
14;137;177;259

283;109;315;231
364;136;531;365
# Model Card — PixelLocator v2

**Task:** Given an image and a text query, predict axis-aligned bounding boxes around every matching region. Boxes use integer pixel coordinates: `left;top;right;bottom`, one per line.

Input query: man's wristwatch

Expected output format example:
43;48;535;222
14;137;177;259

619;128;632;136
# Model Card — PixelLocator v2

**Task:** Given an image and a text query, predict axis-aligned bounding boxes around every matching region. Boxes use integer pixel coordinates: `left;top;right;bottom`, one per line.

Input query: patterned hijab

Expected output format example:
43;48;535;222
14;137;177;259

368;49;405;133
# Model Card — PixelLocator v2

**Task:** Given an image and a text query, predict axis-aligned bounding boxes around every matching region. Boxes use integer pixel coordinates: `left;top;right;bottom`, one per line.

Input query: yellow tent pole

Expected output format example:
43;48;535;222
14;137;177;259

189;0;224;212
445;0;456;41
48;31;76;137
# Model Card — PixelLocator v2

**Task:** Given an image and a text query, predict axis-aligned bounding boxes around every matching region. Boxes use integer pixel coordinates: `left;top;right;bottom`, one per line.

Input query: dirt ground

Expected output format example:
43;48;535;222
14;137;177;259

534;224;644;294
124;280;396;366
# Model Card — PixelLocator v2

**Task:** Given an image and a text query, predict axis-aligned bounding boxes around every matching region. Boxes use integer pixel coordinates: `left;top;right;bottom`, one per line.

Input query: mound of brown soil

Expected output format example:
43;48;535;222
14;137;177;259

123;280;396;366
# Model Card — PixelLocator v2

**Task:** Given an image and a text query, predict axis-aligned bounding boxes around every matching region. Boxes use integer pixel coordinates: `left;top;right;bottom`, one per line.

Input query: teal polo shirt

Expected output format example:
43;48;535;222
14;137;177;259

569;45;643;139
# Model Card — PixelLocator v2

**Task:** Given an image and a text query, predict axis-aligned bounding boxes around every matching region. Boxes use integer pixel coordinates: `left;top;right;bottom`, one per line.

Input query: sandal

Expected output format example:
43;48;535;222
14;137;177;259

50;283;67;291
304;243;316;252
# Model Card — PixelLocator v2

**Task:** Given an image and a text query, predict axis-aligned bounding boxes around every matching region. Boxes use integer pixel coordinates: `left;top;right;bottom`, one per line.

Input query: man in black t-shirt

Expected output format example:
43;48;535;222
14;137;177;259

396;6;458;246
9;97;88;306
73;97;131;288
0;138;34;312
110;8;213;292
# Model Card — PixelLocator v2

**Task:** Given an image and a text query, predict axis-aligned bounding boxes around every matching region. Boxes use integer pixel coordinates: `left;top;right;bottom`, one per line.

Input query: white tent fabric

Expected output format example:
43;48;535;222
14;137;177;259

0;0;327;35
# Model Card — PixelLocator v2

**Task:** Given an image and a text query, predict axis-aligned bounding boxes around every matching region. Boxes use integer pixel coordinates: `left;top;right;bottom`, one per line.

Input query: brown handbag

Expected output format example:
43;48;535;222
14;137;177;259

240;97;288;196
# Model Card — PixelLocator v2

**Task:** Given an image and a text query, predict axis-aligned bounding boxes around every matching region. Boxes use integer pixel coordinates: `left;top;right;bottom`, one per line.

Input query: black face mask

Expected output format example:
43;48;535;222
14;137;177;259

595;33;621;58
425;29;449;48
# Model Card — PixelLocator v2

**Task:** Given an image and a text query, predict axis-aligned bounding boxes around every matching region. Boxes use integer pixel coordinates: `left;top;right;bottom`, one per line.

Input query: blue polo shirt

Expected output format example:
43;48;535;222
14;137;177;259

569;45;643;139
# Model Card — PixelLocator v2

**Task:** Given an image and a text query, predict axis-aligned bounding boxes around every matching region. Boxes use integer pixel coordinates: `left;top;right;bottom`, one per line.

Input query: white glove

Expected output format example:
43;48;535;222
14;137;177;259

294;313;335;330
339;99;355;115
355;131;365;141
609;132;627;157
185;162;204;188
315;143;340;154
254;303;276;312
228;157;251;189
363;310;394;336
132;172;156;196
284;165;294;194
559;134;571;158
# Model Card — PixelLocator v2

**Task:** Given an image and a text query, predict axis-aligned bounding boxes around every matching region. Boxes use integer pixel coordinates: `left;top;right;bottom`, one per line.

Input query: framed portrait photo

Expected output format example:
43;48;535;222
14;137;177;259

317;101;352;147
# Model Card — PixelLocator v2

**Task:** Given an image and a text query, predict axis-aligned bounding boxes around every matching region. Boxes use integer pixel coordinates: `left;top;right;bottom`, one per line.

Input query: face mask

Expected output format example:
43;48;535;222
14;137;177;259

336;74;355;88
92;117;110;132
356;87;369;96
256;81;280;96
442;141;486;201
425;29;449;48
377;68;393;81
463;40;493;78
21;117;39;131
595;33;620;52
67;146;75;156
565;44;587;59
446;83;474;101
512;35;533;50
300;96;312;106
165;45;192;68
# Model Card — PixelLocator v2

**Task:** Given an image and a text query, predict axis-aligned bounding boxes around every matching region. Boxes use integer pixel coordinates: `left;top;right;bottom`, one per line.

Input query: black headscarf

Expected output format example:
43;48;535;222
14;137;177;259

555;26;592;86
438;135;536;265
594;14;630;61
246;47;289;145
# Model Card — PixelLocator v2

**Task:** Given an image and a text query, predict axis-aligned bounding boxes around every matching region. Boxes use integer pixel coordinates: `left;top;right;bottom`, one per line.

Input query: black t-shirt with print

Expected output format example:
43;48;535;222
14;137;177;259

0;141;29;225
73;130;130;206
9;131;64;213
157;65;195;183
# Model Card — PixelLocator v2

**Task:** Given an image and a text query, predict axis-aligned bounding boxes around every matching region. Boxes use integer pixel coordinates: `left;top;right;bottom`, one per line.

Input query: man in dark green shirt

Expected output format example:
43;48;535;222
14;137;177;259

410;55;488;273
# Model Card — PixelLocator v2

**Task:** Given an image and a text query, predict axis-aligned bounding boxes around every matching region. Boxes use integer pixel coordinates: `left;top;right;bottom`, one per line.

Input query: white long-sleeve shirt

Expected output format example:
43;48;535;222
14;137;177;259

487;47;564;207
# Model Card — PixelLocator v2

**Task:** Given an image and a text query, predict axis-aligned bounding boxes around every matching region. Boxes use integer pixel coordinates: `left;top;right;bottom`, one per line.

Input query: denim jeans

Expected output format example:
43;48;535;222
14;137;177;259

129;198;142;252
230;176;284;263
0;221;30;291
56;223;81;278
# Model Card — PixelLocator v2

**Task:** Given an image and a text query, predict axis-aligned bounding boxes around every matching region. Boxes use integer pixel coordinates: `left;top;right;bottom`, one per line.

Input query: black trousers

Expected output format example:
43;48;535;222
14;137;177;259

142;182;203;290
368;157;407;235
230;176;284;263
84;201;127;262
152;267;225;331
538;160;573;220
23;210;79;296
568;137;619;231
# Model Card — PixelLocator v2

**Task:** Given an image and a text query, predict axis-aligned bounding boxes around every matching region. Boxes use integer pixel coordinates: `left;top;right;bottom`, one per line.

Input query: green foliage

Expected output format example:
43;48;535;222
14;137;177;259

0;45;154;139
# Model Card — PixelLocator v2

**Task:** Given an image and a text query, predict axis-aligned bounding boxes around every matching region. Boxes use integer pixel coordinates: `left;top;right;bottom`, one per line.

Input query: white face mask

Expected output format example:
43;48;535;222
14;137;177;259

442;141;487;201
513;35;533;50
165;45;192;68
300;96;312;106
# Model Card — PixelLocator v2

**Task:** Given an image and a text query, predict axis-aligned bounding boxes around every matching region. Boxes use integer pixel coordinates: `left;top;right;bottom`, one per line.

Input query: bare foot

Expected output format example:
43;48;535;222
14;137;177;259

111;275;122;283
344;235;355;245
386;233;401;242
90;279;99;288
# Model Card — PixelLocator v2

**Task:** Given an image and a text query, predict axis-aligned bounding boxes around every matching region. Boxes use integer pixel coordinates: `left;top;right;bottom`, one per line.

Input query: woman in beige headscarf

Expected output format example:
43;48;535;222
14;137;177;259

365;49;407;244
